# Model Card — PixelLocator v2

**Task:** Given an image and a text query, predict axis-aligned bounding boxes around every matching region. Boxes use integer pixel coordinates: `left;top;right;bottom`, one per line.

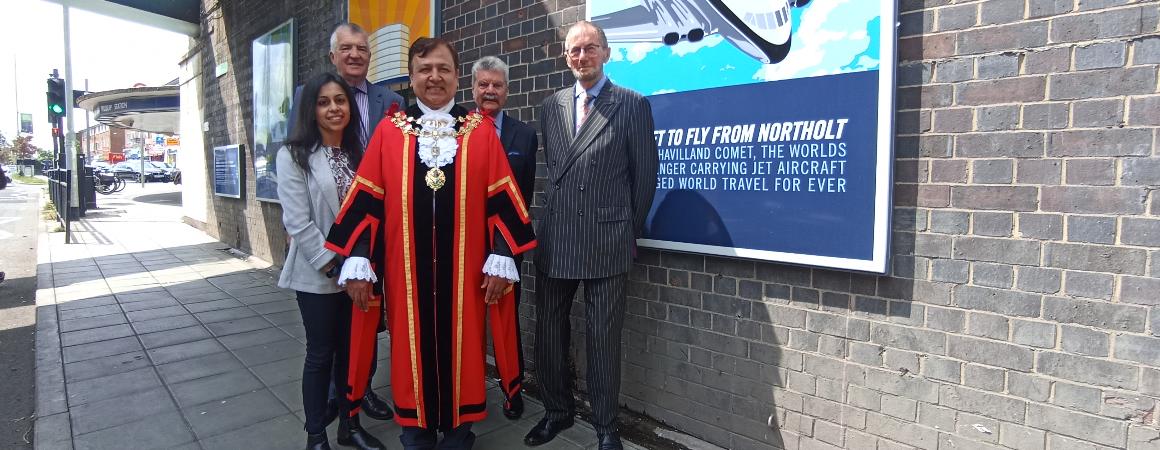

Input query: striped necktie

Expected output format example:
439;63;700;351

576;91;590;133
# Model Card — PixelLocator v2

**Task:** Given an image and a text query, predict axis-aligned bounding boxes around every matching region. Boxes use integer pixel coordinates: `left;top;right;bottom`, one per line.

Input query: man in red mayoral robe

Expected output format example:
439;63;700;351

326;37;535;450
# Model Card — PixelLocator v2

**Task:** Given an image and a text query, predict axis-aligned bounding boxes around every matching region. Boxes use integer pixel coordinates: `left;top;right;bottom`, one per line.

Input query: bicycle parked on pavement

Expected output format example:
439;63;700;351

93;170;126;194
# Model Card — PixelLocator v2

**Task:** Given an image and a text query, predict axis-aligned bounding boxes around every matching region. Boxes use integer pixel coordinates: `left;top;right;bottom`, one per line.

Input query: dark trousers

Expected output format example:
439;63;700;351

400;424;474;450
533;272;627;433
297;290;353;434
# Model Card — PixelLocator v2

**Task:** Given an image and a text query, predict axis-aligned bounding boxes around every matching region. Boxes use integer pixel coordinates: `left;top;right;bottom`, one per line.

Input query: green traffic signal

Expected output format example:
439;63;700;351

46;76;66;123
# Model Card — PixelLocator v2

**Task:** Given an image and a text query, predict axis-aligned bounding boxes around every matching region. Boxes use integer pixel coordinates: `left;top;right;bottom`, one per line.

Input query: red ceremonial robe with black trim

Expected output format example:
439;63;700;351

326;104;536;431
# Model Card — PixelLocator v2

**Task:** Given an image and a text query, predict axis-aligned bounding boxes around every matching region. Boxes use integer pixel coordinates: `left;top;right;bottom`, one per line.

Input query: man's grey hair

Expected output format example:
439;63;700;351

567;20;609;48
330;23;367;52
471;56;509;82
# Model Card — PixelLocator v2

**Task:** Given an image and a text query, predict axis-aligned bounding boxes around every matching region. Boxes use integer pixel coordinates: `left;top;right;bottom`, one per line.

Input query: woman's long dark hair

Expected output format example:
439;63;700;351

286;72;363;173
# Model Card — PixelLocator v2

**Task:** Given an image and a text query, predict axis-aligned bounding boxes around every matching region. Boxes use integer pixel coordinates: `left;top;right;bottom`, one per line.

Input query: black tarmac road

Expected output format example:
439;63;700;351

0;182;41;449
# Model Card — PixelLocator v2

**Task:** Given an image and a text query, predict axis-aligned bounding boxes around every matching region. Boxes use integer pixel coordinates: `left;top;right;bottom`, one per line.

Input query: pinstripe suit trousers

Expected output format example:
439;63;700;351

533;271;627;433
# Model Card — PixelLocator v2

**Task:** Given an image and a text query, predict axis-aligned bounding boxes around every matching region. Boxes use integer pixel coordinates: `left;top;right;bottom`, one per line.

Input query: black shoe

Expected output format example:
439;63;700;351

502;392;524;420
360;390;394;420
523;416;574;446
324;400;338;427
307;432;332;450
337;415;385;450
597;431;623;450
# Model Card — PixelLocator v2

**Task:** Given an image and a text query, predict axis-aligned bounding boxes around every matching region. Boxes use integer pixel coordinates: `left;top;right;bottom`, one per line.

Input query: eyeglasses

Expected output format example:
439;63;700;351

565;44;603;59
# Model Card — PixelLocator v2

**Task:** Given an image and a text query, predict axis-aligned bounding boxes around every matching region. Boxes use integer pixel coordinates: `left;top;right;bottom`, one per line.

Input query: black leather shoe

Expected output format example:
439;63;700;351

337;415;385;450
523;417;574;446
597;432;623;450
307;432;332;450
502;392;524;420
324;400;338;426
361;390;394;420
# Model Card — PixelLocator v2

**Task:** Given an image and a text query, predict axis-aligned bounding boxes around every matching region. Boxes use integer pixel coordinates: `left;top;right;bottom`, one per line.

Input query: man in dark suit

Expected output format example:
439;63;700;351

287;22;402;428
525;21;659;450
471;55;537;422
291;23;404;148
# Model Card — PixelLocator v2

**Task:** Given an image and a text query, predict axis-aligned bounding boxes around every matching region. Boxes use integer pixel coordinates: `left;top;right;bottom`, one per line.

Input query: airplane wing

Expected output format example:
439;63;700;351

592;5;666;43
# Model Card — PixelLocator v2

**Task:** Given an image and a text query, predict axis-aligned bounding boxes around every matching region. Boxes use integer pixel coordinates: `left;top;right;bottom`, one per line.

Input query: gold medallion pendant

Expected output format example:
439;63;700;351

425;167;446;191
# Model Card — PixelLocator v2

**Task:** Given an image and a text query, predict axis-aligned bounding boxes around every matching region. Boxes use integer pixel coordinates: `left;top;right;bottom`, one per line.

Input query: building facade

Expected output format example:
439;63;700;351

183;1;1160;449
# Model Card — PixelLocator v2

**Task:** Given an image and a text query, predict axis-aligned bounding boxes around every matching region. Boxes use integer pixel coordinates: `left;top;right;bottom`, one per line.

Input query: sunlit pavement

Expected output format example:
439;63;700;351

33;183;648;450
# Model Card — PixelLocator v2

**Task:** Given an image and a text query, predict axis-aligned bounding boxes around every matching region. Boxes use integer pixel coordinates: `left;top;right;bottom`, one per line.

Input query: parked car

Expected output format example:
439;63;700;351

112;161;171;182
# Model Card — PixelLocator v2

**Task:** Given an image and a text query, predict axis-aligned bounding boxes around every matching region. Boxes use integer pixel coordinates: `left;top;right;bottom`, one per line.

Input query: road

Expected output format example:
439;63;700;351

0;182;41;449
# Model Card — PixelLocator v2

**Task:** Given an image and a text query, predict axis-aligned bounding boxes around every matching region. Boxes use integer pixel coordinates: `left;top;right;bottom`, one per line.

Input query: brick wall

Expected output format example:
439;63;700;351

195;0;346;264
441;1;1160;449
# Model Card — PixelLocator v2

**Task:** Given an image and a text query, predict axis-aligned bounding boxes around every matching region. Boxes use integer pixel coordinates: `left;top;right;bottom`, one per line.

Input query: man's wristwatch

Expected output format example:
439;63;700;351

325;257;343;278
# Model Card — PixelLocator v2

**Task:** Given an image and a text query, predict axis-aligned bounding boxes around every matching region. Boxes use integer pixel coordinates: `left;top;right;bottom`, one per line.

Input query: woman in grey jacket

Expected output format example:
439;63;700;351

276;73;384;450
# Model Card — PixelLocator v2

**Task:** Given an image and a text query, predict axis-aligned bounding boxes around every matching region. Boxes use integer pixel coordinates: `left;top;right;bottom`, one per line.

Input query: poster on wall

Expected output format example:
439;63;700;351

347;0;437;83
252;19;294;203
213;144;243;198
593;0;897;273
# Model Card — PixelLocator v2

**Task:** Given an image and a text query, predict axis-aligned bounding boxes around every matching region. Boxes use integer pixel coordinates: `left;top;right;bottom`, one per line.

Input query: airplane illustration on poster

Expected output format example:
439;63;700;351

593;0;812;64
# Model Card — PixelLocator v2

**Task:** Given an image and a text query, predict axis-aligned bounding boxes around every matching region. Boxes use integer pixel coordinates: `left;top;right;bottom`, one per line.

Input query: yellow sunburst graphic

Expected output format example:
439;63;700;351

348;0;432;39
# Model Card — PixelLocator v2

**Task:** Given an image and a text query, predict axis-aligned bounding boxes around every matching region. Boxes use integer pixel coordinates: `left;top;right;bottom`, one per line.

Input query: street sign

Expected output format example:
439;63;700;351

19;113;32;133
165;137;180;146
155;136;164;145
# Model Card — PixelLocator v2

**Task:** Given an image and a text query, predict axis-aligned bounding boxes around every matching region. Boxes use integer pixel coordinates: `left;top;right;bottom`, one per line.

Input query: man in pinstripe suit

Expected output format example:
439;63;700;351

525;20;659;450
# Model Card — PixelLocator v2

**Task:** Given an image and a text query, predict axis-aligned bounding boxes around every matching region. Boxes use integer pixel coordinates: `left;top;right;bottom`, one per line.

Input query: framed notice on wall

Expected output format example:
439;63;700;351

593;0;897;273
213;144;242;198
252;19;294;203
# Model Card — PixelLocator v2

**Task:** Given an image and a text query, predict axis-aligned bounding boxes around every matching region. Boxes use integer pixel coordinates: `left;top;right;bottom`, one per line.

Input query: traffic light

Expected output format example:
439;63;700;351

46;77;66;124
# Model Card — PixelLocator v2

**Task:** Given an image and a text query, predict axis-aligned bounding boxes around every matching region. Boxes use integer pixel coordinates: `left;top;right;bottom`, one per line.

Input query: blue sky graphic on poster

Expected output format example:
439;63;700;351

591;0;895;272
598;0;881;94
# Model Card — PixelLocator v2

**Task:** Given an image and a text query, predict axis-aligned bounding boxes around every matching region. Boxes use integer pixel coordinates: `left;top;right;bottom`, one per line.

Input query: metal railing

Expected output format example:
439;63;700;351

45;155;96;243
46;168;73;241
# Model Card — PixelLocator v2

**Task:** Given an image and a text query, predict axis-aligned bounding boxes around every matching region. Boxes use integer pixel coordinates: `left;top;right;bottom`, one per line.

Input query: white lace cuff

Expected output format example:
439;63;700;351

337;257;378;287
482;254;520;282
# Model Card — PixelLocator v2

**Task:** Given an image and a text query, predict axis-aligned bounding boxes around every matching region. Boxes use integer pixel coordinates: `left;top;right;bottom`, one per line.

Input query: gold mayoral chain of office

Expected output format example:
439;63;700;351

391;110;483;191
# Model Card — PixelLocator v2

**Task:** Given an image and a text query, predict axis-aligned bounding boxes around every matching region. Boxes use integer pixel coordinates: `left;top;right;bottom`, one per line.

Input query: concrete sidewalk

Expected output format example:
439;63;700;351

33;184;643;450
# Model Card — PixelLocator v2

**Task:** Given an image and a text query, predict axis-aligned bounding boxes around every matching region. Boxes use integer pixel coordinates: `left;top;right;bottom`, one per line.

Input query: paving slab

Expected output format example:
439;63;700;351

169;369;264;408
69;387;177;435
129;314;201;334
251;355;304;387
155;351;245;385
146;338;227;365
138;325;213;349
66;366;162;407
57;304;122;322
119;297;182;312
72;411;195;450
194;306;258;324
55;296;117;312
62;350;151;383
181;389;291;439
60;336;142;364
205;315;273;337
232;338;306;366
125;305;188;322
58;313;128;333
218;326;292;351
183;297;244;313
197;413;304;450
59;323;136;347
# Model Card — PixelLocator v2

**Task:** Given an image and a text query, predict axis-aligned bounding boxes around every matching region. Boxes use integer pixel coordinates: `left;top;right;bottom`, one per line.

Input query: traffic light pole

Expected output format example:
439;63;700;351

62;5;80;225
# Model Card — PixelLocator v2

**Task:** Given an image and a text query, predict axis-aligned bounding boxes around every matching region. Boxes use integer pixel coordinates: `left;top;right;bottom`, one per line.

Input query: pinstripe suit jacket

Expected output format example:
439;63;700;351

535;81;659;279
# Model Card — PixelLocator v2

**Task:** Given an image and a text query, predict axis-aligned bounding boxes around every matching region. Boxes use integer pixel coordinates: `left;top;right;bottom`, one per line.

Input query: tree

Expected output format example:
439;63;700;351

0;133;43;163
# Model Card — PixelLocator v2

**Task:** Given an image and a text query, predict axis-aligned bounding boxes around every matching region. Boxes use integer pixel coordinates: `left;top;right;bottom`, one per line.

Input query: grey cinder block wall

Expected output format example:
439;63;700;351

194;0;1160;449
